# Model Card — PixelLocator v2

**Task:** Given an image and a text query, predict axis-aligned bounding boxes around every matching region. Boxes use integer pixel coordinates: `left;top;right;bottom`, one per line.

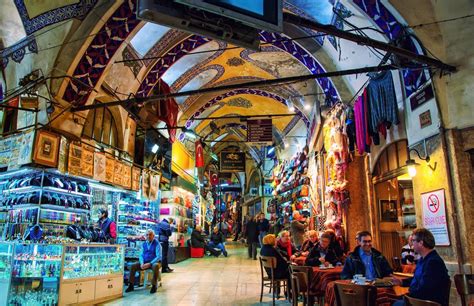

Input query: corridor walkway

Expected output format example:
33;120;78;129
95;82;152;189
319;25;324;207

102;243;291;306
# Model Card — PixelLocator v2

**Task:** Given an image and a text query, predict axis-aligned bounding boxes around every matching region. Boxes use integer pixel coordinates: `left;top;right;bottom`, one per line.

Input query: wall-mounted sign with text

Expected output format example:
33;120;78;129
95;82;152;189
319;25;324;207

220;152;245;172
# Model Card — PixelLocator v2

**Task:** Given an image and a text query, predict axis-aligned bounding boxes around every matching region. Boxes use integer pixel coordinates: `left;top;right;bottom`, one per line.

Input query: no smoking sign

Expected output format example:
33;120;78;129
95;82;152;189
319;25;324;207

427;194;440;213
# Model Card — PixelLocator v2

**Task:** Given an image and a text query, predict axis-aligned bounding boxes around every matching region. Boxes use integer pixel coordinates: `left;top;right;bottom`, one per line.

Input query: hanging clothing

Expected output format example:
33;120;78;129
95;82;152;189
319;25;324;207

354;97;365;155
367;71;399;133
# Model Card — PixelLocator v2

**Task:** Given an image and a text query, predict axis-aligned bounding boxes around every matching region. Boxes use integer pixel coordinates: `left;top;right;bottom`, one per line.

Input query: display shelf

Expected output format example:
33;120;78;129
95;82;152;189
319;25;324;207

42;186;92;198
40;204;90;214
2;186;42;194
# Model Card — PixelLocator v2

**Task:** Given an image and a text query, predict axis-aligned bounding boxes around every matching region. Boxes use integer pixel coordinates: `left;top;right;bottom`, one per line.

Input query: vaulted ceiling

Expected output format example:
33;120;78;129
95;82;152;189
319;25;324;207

1;0;434;163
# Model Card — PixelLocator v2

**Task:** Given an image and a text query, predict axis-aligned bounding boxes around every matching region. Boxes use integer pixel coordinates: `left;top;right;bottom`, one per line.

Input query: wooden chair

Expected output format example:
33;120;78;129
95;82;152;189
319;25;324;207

403;295;441;306
259;256;288;305
291;272;305;306
454;274;474;306
334;282;377;306
289;265;322;305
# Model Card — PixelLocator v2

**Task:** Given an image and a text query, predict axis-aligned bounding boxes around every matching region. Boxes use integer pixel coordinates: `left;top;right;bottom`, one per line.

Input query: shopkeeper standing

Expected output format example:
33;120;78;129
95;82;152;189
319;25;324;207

126;229;161;294
98;209;116;244
158;217;174;273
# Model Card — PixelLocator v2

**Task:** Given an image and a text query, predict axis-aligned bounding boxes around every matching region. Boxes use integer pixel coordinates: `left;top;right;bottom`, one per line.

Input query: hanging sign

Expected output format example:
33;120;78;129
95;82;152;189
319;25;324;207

122;163;132;189
105;157;115;183
410;84;434;111
131;166;141;191
81;145;94;177
57;136;68;173
421;189;450;246
68;143;82;176
93;152;106;182
220;152;245;172
247;119;273;145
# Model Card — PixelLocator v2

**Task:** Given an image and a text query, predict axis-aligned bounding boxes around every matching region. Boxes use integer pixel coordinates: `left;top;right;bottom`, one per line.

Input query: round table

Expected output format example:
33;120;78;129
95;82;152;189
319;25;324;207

324;279;410;306
310;266;343;296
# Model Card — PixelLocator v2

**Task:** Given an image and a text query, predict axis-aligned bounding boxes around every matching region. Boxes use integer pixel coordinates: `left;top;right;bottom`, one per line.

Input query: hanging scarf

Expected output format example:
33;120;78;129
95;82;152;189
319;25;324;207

278;239;293;258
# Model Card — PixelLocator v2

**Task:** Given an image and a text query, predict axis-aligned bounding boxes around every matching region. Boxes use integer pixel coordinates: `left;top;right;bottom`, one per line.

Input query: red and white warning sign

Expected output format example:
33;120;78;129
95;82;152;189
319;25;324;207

421;189;450;246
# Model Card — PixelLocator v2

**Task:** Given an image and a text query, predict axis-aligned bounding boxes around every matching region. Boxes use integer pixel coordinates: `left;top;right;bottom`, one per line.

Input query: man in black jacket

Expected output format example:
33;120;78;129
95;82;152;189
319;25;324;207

208;226;228;257
157;218;174;273
305;232;338;267
245;216;259;260
341;231;392;280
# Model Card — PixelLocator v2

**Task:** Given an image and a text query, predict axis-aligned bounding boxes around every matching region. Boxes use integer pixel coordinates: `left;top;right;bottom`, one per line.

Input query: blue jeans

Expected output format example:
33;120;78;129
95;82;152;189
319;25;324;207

258;232;267;247
208;242;227;255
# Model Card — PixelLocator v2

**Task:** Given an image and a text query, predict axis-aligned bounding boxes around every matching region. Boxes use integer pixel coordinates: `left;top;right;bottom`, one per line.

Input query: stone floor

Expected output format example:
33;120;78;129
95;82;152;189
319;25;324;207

101;242;291;306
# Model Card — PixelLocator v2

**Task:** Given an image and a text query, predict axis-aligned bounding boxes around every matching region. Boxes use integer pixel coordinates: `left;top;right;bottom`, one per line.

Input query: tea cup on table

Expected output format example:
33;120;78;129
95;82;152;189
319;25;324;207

356;276;367;285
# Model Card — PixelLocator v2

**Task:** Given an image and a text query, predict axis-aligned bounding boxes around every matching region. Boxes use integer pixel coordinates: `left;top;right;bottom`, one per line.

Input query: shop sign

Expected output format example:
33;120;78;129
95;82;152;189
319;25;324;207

410;84;434;111
263;184;273;196
421;189;450;246
247;119;273;145
220;152;245;172
419;110;432;129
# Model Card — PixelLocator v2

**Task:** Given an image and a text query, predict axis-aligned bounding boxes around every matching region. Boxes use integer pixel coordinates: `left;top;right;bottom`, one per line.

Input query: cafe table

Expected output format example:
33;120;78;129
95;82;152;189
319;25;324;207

324;279;410;306
292;255;307;266
310;266;344;296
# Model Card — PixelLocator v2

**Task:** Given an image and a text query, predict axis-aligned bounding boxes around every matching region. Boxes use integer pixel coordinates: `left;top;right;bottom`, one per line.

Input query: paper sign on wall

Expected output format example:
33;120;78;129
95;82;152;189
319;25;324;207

421;189;450;246
68;143;82;176
93;153;106;182
105;157;115;183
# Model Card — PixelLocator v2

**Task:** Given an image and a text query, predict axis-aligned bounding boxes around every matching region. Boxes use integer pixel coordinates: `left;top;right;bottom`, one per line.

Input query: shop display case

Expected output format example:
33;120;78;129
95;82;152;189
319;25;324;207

0;243;13;305
59;244;124;305
160;188;193;247
8;243;63;306
0;169;92;238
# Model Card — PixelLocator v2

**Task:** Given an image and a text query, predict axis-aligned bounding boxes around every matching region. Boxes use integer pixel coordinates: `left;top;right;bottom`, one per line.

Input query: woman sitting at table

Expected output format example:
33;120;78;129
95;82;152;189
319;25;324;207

260;234;291;297
297;230;319;257
305;232;338;267
276;230;298;261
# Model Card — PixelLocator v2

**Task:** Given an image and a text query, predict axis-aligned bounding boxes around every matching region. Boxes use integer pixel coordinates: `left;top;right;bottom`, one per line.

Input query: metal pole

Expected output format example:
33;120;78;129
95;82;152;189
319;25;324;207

283;12;456;73
71;65;401;112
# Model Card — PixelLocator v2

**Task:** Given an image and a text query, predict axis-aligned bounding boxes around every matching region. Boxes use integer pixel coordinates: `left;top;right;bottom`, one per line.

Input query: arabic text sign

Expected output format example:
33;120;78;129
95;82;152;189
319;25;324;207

220;152;245;172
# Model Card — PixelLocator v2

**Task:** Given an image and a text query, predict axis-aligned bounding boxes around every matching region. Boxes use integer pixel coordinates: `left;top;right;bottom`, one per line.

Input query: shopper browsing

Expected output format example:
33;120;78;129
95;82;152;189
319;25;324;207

341;230;393;280
158;218;174;273
392;228;450;306
290;211;307;250
126;229;161;294
98;209;116;244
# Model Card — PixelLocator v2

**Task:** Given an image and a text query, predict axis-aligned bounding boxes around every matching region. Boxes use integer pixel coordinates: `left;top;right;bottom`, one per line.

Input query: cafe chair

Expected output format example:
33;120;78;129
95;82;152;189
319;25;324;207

334;282;377;306
291;272;305;306
289;265;322;305
403;295;441;306
259;256;288;306
454;274;474;306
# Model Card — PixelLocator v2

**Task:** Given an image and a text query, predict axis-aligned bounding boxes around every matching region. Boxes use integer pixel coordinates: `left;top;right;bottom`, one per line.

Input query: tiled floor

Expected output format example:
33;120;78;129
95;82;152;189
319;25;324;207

102;243;291;306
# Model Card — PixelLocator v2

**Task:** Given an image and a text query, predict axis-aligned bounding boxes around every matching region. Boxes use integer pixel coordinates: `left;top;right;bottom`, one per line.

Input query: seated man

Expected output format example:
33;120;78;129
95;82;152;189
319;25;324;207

341;230;393;280
401;234;421;264
126;229;161;294
208;226;228;257
392;228;450;306
305;232;338;267
191;225;206;248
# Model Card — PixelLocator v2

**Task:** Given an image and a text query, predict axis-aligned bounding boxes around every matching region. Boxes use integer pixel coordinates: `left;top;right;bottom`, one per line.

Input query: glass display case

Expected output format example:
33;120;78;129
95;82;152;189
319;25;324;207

61;244;124;280
8;243;63;306
0;243;13;305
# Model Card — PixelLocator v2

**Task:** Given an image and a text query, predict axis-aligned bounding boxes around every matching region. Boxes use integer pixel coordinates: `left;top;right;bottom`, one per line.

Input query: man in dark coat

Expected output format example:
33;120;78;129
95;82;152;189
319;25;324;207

341;231;393;280
157;218;174;273
208;226;228;257
245;216;259;260
392;228;450;306
305;232;338;267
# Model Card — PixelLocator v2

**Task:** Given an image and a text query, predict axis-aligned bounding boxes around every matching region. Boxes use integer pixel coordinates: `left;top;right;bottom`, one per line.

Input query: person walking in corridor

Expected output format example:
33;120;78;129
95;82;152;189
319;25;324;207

245;216;259;260
158;218;174;273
